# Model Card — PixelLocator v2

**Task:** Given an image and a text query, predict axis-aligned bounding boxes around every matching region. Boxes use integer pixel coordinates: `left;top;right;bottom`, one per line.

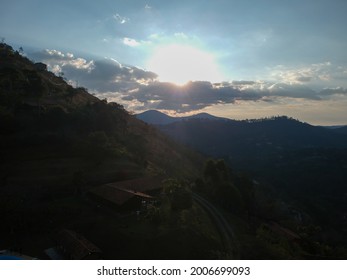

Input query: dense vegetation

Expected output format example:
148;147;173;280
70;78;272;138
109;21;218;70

144;113;347;259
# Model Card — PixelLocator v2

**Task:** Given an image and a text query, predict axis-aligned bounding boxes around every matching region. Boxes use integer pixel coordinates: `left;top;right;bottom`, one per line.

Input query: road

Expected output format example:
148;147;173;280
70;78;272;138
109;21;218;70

192;193;239;258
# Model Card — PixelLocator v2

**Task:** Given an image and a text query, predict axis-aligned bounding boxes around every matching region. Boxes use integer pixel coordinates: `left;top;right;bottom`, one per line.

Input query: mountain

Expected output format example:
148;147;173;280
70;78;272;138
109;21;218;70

136;109;228;125
156;115;347;160
334;125;347;135
136;110;177;125
156;112;347;203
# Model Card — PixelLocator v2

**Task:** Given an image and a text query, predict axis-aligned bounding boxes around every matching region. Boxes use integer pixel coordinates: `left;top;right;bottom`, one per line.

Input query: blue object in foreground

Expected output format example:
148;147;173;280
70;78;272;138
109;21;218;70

0;255;24;260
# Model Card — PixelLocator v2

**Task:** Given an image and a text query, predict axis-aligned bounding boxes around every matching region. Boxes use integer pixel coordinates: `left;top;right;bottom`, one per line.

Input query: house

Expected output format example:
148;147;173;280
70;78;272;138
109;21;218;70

104;177;164;194
265;222;302;242
88;184;155;212
88;177;163;212
53;229;102;260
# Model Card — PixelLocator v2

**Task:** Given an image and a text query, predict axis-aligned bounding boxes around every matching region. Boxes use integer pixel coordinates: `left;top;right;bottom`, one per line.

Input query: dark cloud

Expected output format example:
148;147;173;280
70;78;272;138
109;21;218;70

295;76;312;82
123;78;343;112
267;83;320;100
120;80;321;113
319;87;347;96
231;80;257;86
121;81;247;112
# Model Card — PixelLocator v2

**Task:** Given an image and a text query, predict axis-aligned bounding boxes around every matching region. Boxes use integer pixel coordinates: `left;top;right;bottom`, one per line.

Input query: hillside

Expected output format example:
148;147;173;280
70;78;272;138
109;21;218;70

0;43;202;190
141;111;347;258
0;43;220;259
152;113;347;195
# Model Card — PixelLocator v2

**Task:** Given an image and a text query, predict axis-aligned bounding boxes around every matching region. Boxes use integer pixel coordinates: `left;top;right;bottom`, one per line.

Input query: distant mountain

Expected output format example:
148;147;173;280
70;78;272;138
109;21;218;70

334;125;347;135
156;115;347;158
136;110;228;125
321;125;345;129
137;110;347;165
136;110;177;125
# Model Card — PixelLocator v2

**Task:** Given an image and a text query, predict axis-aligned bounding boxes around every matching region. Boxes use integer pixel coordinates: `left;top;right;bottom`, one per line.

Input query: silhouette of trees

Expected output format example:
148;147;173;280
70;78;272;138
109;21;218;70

164;179;192;211
196;159;257;215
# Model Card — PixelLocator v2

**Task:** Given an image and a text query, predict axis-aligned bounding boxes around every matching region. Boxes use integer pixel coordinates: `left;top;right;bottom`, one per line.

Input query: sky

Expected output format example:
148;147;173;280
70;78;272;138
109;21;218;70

1;0;347;125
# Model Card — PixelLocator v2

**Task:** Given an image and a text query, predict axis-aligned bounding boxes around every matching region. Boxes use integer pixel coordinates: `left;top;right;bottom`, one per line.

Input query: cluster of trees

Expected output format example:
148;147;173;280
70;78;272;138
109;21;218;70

195;159;254;215
145;179;193;225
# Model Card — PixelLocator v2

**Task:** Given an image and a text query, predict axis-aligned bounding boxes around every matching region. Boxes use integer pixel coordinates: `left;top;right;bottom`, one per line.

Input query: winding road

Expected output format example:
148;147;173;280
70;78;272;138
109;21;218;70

193;193;239;258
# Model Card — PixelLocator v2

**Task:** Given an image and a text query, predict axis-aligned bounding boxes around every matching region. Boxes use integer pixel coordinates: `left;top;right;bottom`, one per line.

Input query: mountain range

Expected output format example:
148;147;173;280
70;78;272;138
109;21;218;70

137;110;347;159
137;109;347;201
136;109;228;125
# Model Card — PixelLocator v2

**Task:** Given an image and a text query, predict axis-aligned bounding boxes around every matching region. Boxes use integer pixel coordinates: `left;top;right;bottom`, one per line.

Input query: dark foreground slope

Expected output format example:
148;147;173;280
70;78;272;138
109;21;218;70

0;44;222;259
0;43;201;192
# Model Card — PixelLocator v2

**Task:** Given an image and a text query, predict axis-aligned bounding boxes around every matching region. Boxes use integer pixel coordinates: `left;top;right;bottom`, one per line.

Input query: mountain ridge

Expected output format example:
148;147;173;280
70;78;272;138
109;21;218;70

136;109;229;125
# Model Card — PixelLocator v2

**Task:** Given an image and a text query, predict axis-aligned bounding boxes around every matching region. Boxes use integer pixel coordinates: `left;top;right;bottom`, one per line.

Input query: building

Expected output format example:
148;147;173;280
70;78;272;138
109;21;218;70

104;177;163;194
52;229;102;260
88;183;155;212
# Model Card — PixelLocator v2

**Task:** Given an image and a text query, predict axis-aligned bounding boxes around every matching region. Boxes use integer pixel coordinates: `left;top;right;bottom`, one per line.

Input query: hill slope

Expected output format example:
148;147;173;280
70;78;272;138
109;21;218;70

0;43;202;198
0;43;221;260
0;44;203;184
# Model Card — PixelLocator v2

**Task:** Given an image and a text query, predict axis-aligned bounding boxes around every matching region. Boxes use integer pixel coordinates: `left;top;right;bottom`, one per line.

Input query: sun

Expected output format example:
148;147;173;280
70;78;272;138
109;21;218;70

147;44;223;85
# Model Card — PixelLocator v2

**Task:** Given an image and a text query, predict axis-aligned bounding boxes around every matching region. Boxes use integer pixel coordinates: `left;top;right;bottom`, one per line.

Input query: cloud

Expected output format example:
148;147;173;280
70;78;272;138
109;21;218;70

32;49;95;74
29;49;347;113
118;78;347;113
113;13;129;24
270;62;347;85
30;49;157;93
319;87;347;96
267;83;320;100
118;80;324;113
123;37;140;47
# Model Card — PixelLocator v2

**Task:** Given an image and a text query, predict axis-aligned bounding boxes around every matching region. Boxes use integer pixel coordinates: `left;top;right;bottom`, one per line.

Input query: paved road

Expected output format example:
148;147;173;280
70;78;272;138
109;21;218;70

193;193;239;258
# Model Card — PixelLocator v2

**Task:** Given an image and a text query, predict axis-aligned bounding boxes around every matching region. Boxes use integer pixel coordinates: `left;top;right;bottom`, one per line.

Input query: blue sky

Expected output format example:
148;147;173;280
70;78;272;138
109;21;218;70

1;0;347;124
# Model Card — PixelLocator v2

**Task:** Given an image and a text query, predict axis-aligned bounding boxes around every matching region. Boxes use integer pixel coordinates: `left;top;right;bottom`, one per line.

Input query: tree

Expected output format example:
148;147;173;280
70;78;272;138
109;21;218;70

201;159;245;213
163;179;193;211
85;131;111;164
203;159;231;184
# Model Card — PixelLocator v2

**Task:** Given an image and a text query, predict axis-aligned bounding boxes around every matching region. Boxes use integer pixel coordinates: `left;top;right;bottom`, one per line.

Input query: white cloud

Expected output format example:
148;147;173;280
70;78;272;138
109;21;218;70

113;13;129;24
123;37;140;47
30;49;157;93
269;62;347;87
